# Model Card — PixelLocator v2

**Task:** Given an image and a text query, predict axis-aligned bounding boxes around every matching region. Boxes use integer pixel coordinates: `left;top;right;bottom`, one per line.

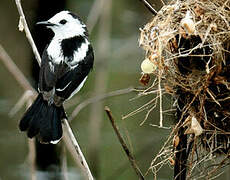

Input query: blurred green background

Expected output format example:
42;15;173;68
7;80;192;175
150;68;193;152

0;0;228;180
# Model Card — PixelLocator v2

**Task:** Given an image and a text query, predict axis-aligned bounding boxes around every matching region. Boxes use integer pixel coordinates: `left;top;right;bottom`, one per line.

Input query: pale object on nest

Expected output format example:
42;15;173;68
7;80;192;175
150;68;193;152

173;135;180;148
141;58;157;74
184;116;203;137
181;11;195;35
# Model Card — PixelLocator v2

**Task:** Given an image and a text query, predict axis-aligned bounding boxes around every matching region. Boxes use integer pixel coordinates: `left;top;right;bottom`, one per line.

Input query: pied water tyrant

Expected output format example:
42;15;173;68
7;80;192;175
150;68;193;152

19;11;94;144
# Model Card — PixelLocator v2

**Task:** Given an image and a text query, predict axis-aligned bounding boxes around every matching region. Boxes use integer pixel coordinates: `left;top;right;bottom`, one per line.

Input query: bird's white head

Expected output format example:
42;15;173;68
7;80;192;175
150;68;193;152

36;11;88;39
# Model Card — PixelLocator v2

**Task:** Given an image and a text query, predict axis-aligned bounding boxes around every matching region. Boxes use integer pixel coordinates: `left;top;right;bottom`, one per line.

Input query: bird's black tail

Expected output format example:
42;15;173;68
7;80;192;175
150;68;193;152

19;93;66;144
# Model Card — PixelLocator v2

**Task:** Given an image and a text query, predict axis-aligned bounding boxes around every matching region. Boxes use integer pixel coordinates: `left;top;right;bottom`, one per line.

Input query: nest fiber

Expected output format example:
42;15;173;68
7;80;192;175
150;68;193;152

140;0;230;178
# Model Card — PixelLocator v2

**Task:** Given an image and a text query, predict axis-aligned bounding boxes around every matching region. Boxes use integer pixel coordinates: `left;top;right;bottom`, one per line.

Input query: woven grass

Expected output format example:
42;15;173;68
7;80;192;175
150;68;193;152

138;0;230;178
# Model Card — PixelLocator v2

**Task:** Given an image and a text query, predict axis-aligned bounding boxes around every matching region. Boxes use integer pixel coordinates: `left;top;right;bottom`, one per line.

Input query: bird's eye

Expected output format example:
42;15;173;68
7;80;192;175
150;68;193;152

59;19;67;24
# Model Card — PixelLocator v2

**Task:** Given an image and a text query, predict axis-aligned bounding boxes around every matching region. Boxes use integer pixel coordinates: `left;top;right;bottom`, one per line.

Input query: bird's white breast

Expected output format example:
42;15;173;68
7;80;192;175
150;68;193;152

47;39;63;64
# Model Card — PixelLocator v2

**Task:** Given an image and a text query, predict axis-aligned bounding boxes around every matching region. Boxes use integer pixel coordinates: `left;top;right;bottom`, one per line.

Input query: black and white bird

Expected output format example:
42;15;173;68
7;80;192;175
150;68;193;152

19;11;94;144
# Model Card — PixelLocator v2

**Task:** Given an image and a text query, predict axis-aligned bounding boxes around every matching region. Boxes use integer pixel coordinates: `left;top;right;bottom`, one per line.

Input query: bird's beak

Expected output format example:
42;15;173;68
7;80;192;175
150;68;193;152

36;21;57;27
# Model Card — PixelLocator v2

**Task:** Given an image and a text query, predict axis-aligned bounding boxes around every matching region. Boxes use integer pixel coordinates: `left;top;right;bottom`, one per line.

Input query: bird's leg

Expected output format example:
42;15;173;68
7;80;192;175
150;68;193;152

42;88;55;105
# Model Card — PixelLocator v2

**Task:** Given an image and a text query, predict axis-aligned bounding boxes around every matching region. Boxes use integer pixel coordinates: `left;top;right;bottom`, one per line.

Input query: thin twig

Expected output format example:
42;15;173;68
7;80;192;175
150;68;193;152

28;138;36;180
207;153;230;179
138;0;158;15
69;87;134;121
9;90;34;117
159;0;165;6
62;119;94;180
14;0;94;179
61;146;69;180
104;106;145;180
62;131;93;180
158;77;163;127
0;44;36;93
27;97;36;180
15;0;41;66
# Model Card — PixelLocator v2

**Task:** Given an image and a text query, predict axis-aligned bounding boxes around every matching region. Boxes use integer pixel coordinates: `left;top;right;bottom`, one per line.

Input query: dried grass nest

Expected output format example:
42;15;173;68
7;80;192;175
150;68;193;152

139;0;230;155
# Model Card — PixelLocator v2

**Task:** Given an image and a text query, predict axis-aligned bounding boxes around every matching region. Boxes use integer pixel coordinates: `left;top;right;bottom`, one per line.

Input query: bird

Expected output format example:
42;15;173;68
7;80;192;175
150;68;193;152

19;11;94;144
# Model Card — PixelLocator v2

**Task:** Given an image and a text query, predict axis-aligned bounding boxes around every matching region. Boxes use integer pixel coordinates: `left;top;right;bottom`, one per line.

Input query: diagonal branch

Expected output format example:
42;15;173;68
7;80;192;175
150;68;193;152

105;106;145;180
14;0;94;179
62;119;94;180
15;0;41;66
0;44;36;93
69;87;134;121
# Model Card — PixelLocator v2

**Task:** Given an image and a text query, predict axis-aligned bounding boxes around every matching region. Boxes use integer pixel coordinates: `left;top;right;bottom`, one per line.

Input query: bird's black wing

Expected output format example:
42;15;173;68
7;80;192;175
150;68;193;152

55;45;94;99
39;49;58;92
39;48;72;93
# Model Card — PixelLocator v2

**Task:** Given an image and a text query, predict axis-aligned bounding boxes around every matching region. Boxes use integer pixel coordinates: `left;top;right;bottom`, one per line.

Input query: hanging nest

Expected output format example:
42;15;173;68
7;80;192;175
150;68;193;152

138;0;230;178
